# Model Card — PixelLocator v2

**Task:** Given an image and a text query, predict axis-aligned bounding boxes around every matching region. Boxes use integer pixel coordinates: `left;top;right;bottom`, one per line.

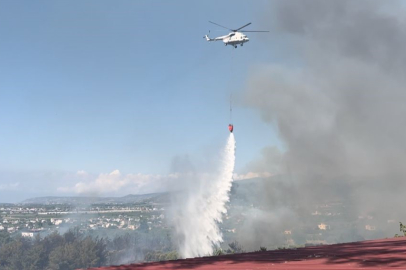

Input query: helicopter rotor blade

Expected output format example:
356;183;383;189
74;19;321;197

241;30;270;32
209;21;232;31
234;22;252;32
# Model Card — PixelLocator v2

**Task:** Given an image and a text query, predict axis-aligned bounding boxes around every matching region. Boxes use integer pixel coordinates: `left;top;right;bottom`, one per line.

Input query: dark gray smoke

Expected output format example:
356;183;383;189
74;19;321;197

240;0;406;248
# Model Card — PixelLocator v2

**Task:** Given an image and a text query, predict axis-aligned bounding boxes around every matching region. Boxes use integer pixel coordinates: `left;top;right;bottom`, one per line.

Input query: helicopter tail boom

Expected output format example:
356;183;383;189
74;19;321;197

204;33;226;42
204;35;212;41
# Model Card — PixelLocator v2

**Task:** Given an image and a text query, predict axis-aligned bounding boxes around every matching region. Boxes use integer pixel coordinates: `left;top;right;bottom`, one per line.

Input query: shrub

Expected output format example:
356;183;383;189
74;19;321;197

212;247;224;256
226;241;244;254
395;222;406;237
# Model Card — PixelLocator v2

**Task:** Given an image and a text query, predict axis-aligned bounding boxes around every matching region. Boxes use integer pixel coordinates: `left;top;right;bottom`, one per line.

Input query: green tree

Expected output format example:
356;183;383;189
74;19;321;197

395;222;406;237
48;243;78;270
42;231;64;254
23;242;48;270
400;222;406;236
0;237;31;270
0;231;11;248
64;227;81;243
48;237;106;270
78;236;107;268
0;229;107;270
138;219;149;233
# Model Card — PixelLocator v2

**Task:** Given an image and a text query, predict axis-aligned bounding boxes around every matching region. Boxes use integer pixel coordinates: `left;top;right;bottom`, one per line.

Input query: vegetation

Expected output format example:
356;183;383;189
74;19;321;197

144;251;178;262
103;229;175;265
226;241;244;254
212;247;225;256
0;231;11;247
395;222;406;237
0;228;177;269
0;229;106;270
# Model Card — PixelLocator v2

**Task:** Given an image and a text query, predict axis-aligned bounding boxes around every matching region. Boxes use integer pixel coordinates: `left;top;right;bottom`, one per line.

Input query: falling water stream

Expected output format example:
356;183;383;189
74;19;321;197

175;134;236;258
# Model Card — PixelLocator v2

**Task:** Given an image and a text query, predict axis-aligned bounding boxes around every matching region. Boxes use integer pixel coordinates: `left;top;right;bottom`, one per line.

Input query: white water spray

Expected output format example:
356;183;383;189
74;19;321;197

171;134;236;258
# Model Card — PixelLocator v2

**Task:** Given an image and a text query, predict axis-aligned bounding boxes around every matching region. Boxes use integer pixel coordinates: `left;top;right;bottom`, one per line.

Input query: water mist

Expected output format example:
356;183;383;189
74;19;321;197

171;134;236;258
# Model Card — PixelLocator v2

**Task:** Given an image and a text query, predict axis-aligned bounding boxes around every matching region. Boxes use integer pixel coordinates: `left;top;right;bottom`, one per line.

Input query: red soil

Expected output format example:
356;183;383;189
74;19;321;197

88;237;406;270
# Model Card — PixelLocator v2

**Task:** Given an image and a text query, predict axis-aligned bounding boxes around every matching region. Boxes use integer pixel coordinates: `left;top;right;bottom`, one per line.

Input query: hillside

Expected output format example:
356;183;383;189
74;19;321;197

20;192;170;205
20;177;265;205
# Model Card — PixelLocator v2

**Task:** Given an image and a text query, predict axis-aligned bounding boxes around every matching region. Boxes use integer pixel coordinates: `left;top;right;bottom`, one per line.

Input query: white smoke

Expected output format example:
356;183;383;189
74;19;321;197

170;134;236;258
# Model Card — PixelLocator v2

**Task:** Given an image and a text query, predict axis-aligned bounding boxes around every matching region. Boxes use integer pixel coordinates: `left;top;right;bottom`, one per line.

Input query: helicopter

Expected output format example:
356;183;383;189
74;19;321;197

204;21;269;48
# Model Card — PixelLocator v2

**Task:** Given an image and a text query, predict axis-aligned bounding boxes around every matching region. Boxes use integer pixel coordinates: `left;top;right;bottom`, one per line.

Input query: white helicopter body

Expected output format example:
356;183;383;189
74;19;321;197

205;31;249;47
204;21;268;48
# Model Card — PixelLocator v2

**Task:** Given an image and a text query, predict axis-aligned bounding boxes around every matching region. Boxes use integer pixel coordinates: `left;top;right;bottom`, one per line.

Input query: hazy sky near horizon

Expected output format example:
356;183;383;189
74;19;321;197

0;1;283;202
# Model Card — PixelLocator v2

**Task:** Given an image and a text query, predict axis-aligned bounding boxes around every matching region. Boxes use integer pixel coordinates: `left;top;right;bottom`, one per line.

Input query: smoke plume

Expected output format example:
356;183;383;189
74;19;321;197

241;0;406;247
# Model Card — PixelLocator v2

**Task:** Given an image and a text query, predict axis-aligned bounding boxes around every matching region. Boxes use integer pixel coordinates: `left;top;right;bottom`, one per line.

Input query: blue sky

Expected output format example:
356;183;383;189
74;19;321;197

0;1;283;202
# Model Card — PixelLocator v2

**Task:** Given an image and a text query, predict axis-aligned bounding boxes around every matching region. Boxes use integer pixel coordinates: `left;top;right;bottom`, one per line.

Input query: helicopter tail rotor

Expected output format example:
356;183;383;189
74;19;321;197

203;30;212;41
204;34;211;41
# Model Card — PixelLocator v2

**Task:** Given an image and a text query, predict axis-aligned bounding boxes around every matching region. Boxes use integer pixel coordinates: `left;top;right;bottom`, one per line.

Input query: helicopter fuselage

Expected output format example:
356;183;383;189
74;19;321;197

223;32;249;47
205;31;249;48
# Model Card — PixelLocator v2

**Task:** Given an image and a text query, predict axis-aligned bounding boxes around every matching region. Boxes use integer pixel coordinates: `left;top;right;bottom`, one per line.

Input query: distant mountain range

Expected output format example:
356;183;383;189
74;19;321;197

19;177;269;205
20;192;171;205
